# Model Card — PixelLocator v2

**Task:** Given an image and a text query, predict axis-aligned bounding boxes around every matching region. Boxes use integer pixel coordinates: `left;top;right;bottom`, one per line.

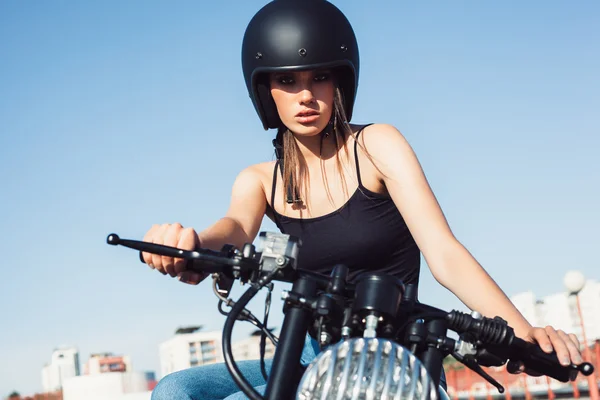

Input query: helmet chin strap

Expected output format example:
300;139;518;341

272;137;300;205
273;115;335;204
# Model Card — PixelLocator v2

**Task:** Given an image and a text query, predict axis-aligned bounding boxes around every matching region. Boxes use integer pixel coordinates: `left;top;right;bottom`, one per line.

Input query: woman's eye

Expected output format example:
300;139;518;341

278;77;294;85
314;74;330;82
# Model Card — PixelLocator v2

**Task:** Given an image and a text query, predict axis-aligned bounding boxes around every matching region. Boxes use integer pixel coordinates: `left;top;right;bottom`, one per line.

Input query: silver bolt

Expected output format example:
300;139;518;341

275;256;286;266
364;315;379;338
341;327;352;338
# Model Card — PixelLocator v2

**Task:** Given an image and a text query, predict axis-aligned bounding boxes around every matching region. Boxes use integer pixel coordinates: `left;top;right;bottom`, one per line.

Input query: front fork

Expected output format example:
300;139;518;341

419;319;448;389
264;276;317;400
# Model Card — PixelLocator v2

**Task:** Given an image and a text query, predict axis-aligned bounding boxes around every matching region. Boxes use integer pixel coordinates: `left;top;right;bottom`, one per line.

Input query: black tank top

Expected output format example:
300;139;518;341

268;126;421;285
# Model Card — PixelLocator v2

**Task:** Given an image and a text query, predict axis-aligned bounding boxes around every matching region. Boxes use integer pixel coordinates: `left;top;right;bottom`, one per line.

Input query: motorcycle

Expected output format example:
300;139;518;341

107;231;594;399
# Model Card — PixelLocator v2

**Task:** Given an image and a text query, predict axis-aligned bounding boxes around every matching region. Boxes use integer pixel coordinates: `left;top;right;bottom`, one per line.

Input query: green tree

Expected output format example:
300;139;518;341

7;391;21;400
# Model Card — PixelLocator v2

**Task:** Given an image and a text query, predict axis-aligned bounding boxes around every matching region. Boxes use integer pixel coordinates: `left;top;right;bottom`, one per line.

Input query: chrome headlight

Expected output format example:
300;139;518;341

297;338;438;400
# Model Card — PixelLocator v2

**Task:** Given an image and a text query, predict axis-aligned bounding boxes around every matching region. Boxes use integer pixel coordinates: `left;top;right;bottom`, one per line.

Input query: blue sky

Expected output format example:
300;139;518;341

1;0;598;395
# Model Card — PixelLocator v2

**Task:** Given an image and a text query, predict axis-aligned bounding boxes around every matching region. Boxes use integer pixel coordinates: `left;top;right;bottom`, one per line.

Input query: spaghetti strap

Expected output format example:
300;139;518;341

354;124;374;189
271;160;279;208
270;160;281;227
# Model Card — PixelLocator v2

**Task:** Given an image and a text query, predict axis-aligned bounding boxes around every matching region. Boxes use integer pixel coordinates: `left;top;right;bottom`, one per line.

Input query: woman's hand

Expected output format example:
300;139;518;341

524;326;583;366
507;326;583;379
508;325;584;378
141;223;208;285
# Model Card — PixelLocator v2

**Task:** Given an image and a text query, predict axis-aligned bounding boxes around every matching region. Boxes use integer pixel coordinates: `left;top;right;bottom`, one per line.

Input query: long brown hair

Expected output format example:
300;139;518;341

275;85;361;210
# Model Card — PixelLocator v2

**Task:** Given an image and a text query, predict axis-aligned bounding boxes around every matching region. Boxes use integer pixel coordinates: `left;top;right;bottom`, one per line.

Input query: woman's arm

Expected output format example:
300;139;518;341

198;165;268;250
359;124;582;365
142;164;268;283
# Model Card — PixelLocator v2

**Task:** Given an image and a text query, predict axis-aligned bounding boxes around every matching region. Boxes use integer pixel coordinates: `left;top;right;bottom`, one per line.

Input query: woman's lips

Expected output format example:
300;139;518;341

296;115;320;123
295;110;320;124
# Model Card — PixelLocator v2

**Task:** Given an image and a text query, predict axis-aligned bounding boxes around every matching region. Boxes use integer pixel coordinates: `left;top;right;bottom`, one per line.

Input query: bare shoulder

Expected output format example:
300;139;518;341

248;160;277;177
244;161;276;182
353;123;417;171
356;123;411;153
233;161;277;194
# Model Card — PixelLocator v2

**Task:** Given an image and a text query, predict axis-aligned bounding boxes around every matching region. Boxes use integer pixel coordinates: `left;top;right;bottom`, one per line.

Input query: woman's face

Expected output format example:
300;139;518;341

269;69;335;136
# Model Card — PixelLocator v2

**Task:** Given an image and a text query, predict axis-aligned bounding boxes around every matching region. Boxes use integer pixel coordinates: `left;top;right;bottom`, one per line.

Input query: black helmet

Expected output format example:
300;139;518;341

242;0;360;130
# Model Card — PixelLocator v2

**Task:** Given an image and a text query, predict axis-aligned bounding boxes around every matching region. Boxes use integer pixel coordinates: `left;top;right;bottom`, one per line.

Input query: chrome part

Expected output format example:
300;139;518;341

320;332;331;346
366;340;383;400
211;274;229;301
364;315;379;338
256;232;300;270
297;338;438;400
470;311;483;319
454;338;477;357
341;326;352;339
275;255;287;266
438;387;451;400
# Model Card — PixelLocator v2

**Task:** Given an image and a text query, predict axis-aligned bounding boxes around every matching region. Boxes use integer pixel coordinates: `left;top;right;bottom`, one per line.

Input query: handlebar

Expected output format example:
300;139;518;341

107;233;258;272
107;233;356;294
107;233;595;385
491;336;593;382
444;309;594;382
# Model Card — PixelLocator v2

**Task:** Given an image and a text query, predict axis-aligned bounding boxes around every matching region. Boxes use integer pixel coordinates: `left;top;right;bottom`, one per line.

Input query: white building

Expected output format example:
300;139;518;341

42;346;80;392
577;279;600;345
158;326;280;380
62;371;151;400
511;278;600;346
510;292;540;325
537;292;576;334
232;331;276;361
159;327;223;378
84;352;132;375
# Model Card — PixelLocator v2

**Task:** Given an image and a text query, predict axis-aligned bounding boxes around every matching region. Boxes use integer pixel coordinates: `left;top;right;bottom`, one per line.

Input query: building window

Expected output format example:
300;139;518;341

201;341;215;352
202;355;217;363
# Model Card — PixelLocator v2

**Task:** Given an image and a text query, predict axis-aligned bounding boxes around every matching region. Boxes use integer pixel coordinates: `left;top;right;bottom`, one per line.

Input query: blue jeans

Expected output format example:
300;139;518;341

151;335;319;400
151;335;447;400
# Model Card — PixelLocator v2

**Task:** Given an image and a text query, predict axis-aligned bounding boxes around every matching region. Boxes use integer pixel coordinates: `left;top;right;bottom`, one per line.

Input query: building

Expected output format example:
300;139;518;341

62;371;151;400
511;278;600;346
41;346;80;392
62;352;155;400
83;353;132;375
158;326;223;378
232;329;276;361
158;325;280;379
576;278;600;344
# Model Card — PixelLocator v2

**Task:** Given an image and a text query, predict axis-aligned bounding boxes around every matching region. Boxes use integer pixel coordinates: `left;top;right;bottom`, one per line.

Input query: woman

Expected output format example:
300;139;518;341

146;1;583;399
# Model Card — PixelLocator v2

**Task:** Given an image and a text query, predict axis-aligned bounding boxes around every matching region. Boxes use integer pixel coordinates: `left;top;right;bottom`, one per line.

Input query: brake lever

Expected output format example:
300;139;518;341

453;352;505;393
475;348;507;367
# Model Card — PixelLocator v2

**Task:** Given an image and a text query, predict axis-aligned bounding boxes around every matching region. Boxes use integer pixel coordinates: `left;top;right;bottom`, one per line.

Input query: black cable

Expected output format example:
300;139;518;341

222;271;279;400
317;316;323;351
260;284;273;381
218;299;279;346
218;299;230;316
223;286;263;400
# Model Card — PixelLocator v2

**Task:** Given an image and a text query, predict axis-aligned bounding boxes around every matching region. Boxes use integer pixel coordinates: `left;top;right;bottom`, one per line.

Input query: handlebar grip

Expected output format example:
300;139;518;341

508;337;590;382
138;250;230;275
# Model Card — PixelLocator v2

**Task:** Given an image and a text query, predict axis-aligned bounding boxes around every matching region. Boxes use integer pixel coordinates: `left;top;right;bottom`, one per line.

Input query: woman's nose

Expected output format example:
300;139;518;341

298;87;315;104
